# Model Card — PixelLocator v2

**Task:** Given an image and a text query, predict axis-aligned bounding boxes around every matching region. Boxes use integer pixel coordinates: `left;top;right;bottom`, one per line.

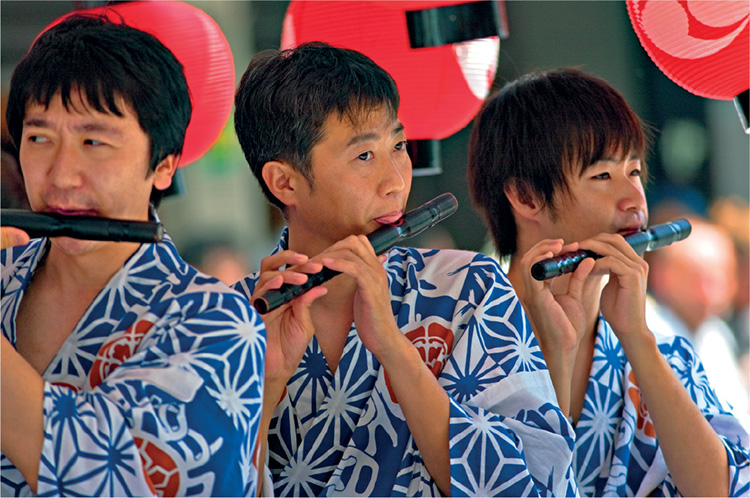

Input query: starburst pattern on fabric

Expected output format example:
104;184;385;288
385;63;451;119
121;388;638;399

1;234;266;497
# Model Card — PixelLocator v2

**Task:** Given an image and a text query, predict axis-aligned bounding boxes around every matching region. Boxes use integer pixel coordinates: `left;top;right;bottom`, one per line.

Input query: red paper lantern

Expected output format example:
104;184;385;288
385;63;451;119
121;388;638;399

281;0;502;141
47;1;235;167
627;0;749;101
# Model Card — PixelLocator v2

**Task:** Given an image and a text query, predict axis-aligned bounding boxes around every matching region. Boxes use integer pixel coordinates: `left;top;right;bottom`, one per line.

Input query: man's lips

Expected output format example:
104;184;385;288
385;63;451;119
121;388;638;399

617;221;647;236
374;212;403;225
47;208;98;217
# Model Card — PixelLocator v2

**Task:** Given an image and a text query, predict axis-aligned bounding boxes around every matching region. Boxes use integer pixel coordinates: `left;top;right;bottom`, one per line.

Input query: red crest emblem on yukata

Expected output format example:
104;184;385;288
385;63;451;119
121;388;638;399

385;322;455;403
627;369;656;438
135;437;180;496
88;320;154;389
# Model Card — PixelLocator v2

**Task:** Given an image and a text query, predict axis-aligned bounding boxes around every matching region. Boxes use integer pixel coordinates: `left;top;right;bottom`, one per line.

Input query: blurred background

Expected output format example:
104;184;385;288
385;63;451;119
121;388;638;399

2;0;749;419
3;0;747;261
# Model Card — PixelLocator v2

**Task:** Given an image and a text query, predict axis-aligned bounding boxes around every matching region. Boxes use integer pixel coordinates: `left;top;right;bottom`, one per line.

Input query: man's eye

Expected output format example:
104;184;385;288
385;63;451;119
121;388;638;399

28;135;49;144
357;151;373;161
593;172;610;179
630;169;642;177
394;140;407;151
84;139;105;146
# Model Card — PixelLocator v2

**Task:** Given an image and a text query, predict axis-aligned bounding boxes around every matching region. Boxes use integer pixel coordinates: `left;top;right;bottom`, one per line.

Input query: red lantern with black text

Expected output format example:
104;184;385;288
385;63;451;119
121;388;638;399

282;0;506;144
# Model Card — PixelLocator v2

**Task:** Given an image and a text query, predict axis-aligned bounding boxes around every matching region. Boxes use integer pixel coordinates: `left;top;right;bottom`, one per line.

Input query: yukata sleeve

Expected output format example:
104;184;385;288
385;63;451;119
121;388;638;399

680;339;750;497
719;419;750;497
235;271;285;498
633;336;750;497
232;274;258;303
439;258;577;497
35;291;266;497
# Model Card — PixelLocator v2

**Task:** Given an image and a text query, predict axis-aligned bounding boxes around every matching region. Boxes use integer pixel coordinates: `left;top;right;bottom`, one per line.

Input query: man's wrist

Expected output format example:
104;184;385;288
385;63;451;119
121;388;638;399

374;330;420;375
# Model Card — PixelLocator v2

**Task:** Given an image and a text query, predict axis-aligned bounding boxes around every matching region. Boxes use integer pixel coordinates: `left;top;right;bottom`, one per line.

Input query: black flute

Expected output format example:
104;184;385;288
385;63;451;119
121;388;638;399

1;209;164;243
531;218;692;281
254;192;459;314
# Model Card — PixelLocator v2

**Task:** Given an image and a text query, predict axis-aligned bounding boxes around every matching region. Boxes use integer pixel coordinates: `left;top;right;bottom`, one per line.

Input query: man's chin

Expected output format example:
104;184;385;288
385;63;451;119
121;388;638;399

50;236;101;254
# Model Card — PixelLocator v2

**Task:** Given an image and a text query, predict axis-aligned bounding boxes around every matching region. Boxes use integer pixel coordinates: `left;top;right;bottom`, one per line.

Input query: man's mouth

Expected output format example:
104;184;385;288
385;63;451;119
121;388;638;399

374;212;403;225
47;208;98;217
618;227;642;236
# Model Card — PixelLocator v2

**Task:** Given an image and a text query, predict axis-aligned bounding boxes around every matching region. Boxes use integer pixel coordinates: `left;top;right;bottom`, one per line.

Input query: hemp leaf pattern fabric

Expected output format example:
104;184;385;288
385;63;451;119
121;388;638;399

234;230;578;497
1;234;266;497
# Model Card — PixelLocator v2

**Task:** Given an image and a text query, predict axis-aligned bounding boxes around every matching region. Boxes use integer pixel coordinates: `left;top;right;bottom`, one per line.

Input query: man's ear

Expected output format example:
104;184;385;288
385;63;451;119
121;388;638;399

504;181;544;221
262;160;301;206
152;155;179;191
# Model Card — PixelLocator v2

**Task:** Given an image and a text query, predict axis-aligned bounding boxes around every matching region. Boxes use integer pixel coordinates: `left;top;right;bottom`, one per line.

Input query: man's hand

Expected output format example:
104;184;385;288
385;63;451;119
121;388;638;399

1;227;30;249
578;232;730;496
578;232;649;346
317;235;453;495
516;238;594;415
252;250;327;394
250;250;328;495
316;234;399;360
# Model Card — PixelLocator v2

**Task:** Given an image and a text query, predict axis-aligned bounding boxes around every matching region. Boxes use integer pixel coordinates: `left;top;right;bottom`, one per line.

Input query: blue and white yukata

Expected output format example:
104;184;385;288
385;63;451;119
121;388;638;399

1;232;266;497
573;317;750;496
233;230;579;497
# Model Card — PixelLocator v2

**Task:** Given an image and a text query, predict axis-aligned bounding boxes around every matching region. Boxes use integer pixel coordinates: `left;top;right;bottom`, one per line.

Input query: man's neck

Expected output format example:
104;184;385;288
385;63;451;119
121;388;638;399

42;240;141;294
285;209;332;257
282;219;355;296
14;240;141;374
283;220;363;308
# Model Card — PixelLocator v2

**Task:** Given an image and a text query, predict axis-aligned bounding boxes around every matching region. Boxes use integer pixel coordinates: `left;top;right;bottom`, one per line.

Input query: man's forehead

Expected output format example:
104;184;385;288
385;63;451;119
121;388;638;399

341;101;398;125
25;88;133;118
328;108;401;138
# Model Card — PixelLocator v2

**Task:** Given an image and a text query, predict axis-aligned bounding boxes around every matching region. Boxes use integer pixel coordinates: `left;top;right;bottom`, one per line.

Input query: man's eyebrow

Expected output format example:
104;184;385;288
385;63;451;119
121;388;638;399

23;117;124;137
74;123;124;137
346;132;379;148
345;122;405;147
23;117;51;129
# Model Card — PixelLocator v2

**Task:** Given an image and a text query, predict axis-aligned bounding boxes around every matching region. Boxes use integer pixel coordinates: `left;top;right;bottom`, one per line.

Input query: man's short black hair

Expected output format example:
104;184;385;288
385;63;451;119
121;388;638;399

6;13;192;206
468;68;650;258
234;41;400;211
